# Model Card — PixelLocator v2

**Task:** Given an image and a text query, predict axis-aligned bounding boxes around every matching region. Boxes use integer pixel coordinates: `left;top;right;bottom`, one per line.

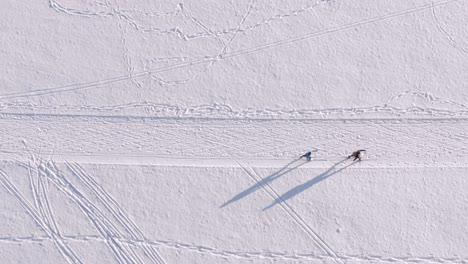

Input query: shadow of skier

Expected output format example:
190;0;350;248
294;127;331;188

263;158;356;210
220;158;307;208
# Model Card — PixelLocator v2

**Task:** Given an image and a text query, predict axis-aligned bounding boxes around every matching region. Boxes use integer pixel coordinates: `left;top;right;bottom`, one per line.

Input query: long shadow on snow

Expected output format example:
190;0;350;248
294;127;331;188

263;158;355;210
221;158;308;208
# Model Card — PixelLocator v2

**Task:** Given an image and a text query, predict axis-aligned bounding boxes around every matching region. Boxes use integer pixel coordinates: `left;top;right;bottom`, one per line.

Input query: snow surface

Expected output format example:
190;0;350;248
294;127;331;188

1;0;468;263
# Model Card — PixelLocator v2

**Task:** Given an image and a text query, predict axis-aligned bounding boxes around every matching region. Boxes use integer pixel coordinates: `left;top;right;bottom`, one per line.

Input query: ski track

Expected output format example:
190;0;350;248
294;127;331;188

1;234;468;264
7;158;167;264
49;160;166;264
39;160;142;264
221;159;308;208
0;169;83;264
431;1;468;55
65;161;166;264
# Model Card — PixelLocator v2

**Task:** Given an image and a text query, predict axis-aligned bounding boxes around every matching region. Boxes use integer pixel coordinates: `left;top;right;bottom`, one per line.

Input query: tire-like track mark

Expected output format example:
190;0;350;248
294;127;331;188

66;162;166;264
1;235;467;264
235;160;345;264
0;169;83;264
0;0;458;100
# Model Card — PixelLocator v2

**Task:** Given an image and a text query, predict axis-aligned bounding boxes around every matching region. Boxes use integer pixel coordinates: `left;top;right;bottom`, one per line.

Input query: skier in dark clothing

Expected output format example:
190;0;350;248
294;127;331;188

347;150;366;161
300;151;312;161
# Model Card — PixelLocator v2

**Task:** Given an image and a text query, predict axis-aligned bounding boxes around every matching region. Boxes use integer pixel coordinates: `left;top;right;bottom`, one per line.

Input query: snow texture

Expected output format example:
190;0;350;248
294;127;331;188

1;0;467;263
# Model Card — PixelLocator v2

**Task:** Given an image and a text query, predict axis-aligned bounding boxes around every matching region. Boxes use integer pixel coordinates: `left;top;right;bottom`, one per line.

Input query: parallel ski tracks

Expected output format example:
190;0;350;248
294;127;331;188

2;158;167;264
65;162;166;264
0;169;83;264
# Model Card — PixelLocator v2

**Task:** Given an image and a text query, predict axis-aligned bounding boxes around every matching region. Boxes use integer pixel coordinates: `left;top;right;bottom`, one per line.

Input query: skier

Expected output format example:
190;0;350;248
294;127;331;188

300;151;312;161
347;150;366;161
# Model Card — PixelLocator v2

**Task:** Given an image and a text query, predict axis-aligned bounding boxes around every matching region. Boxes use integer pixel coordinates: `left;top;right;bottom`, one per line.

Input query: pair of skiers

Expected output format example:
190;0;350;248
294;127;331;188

300;149;366;161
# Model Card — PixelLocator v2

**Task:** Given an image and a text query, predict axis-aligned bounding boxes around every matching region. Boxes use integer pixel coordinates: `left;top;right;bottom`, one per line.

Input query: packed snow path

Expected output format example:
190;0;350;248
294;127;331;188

0;114;467;168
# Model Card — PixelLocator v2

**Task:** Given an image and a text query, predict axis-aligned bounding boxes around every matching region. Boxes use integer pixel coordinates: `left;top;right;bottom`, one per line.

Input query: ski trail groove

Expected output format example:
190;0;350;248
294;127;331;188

65;161;166;264
29;161;141;264
0;169;83;264
37;160;84;264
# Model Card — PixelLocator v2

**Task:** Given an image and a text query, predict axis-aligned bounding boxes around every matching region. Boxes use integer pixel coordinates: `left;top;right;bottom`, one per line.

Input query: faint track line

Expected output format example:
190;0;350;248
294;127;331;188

431;1;468;55
179;3;225;46
208;0;325;38
1;235;467;264
219;0;257;57
235;160;345;264
224;0;459;60
49;0;324;40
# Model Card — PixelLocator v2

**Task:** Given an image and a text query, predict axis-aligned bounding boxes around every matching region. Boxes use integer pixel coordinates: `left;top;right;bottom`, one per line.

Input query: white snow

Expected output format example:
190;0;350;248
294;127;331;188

1;0;468;263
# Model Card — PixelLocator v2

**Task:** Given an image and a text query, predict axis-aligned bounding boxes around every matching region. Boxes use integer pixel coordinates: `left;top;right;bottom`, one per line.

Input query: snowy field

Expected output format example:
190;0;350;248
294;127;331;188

1;0;468;263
